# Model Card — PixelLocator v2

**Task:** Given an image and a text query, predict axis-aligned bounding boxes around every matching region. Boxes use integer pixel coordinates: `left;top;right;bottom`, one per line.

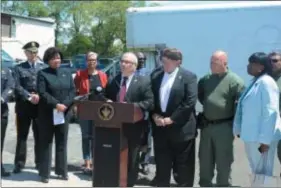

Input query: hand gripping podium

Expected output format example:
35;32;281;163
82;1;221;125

76;101;143;187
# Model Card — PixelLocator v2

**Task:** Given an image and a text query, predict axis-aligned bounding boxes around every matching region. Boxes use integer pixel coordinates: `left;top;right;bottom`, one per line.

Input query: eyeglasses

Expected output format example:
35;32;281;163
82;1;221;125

120;59;134;64
88;59;97;62
271;59;281;63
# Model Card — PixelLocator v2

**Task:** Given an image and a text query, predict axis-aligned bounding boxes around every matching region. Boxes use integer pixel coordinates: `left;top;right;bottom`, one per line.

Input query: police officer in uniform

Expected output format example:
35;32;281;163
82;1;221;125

1;68;15;177
13;41;47;173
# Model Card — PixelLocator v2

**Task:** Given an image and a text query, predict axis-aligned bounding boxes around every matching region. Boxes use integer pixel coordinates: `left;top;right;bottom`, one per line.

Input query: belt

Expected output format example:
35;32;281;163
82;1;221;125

206;116;233;125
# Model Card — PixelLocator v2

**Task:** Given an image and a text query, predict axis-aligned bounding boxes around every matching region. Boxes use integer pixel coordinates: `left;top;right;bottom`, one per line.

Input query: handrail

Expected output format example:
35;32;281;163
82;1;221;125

103;58;120;73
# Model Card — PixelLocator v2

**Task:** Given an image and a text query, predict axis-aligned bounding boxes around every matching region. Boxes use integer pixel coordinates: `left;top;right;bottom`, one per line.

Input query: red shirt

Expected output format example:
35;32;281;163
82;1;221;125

74;69;108;95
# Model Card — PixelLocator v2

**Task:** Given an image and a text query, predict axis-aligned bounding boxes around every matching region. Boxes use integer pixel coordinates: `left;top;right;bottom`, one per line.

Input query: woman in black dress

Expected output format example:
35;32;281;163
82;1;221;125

37;47;75;183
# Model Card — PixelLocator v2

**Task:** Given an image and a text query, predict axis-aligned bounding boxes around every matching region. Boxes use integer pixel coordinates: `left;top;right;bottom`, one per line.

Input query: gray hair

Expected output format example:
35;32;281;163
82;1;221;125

122;52;138;65
86;51;98;60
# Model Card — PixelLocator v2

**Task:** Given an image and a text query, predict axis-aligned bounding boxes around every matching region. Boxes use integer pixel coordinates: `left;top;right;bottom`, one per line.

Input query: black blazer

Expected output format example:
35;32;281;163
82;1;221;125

105;73;154;141
151;67;198;143
37;67;75;125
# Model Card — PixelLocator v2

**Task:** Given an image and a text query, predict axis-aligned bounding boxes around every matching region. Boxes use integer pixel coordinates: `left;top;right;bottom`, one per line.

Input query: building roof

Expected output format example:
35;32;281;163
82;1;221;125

127;1;281;13
1;11;55;24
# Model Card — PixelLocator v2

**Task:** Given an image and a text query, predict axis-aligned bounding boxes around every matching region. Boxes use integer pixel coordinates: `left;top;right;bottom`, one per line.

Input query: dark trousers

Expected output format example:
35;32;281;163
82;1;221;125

154;136;195;187
39;122;68;178
14;113;40;167
127;139;141;187
152;158;179;184
1;116;8;169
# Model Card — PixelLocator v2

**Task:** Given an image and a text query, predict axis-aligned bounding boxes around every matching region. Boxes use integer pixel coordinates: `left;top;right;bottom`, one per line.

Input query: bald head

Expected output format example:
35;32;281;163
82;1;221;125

212;50;228;63
210;50;228;74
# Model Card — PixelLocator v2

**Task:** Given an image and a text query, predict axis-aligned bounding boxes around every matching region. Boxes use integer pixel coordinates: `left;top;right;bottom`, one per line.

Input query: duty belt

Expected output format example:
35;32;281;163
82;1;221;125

206;116;233;125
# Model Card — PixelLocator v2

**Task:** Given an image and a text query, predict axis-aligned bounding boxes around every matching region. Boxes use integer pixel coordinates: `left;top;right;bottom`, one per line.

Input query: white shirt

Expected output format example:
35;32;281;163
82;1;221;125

121;73;134;91
160;67;179;112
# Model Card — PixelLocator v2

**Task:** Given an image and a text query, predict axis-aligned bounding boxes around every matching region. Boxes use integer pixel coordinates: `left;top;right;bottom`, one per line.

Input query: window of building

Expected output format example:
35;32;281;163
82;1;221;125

1;14;11;37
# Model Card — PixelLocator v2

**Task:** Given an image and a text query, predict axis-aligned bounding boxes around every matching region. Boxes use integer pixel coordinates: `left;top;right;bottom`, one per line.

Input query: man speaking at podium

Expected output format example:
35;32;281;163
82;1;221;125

105;52;154;186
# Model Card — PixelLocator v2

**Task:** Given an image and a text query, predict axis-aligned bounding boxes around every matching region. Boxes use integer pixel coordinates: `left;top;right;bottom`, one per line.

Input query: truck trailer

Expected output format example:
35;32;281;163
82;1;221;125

126;1;281;84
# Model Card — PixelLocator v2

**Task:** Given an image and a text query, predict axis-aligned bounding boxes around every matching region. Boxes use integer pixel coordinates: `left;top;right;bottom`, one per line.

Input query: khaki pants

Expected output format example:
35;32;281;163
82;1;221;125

199;121;234;187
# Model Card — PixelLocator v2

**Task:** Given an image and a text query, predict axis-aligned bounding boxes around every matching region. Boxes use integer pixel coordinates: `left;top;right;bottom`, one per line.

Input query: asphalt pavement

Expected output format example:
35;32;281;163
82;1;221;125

1;103;281;187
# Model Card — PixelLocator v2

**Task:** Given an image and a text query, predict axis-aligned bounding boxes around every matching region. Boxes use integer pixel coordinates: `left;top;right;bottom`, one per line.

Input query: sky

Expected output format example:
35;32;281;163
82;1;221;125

147;1;247;6
148;1;209;6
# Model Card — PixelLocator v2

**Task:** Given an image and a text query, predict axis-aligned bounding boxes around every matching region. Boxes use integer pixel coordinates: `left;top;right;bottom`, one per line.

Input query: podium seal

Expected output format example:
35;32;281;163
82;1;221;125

98;103;115;121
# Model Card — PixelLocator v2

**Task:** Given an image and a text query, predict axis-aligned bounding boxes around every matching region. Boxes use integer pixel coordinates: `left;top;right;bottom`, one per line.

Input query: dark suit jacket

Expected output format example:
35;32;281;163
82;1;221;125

105;73;154;142
37;67;75;125
151;67;198;143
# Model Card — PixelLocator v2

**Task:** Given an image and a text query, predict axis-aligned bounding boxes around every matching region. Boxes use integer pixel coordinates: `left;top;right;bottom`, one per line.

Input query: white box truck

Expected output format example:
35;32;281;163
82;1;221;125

126;1;281;84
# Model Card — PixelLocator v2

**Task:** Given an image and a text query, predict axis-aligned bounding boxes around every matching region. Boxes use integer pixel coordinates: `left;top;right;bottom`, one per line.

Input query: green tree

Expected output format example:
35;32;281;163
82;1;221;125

1;0;160;57
65;34;93;56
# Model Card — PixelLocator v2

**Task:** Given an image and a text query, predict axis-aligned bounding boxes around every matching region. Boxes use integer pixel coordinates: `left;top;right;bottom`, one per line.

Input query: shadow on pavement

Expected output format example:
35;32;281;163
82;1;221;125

136;177;177;187
66;164;82;172
2;168;43;182
72;172;92;181
50;164;81;172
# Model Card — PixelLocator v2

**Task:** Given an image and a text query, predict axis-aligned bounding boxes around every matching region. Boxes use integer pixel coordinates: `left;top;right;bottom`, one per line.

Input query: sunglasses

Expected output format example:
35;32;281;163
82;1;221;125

271;59;281;63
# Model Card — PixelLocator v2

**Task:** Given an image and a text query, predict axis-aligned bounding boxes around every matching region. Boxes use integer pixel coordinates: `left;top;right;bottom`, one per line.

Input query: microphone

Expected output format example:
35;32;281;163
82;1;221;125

90;86;107;101
74;93;90;102
95;86;103;94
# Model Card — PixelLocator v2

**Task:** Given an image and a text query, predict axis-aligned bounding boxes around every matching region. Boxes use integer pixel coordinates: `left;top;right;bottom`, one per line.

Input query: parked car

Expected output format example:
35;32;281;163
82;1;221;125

61;59;76;74
72;54;109;71
2;49;16;71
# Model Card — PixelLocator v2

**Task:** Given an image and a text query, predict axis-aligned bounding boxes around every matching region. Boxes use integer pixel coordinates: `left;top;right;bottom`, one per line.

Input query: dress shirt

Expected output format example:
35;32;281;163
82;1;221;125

160;67;179;112
121;73;135;91
28;60;40;68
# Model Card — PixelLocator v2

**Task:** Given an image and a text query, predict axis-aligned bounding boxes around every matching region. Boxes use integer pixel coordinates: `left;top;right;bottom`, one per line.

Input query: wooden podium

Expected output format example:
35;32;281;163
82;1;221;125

76;101;143;187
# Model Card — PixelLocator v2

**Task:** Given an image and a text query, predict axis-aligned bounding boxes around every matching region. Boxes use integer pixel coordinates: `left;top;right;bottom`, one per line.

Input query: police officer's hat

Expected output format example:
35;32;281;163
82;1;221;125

22;41;39;52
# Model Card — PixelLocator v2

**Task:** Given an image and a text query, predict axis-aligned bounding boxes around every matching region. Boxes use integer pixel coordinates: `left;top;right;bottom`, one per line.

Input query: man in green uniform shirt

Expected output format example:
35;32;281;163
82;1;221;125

269;51;281;176
198;50;244;187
